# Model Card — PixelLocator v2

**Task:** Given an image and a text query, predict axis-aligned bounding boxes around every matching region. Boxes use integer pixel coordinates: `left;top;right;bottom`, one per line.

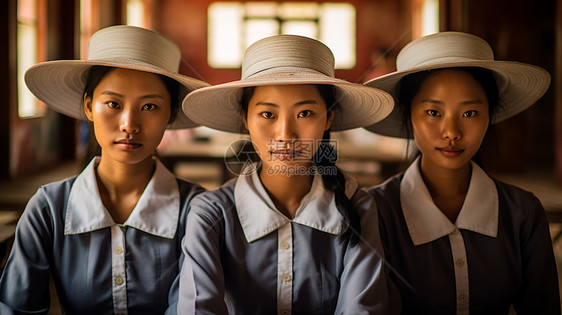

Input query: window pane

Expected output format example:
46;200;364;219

208;2;244;68
281;21;317;38
127;0;145;28
279;2;318;19
245;19;279;48
18;0;36;22
421;0;439;36
320;3;355;69
18;23;42;118
245;1;276;17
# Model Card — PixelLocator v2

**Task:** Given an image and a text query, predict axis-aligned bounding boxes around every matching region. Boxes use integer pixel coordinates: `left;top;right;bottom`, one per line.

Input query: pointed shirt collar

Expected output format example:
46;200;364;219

65;157;180;239
234;166;358;243
400;157;498;246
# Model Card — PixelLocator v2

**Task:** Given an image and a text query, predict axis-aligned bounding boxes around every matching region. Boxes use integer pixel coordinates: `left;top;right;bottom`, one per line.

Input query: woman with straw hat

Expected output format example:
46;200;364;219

0;25;209;314
364;31;560;314
177;34;396;314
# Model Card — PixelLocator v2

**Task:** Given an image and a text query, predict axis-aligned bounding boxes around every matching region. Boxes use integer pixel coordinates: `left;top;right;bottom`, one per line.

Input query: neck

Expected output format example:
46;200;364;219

259;164;313;219
418;157;472;222
95;154;155;223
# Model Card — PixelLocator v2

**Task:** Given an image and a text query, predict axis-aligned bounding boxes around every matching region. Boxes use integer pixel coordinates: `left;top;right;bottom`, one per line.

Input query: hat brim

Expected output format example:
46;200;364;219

25;60;210;129
183;67;394;134
363;60;550;138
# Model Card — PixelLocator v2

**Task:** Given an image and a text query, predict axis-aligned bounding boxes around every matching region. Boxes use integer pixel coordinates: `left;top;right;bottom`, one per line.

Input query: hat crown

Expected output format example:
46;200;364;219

396;32;494;71
241;35;335;79
88;25;181;73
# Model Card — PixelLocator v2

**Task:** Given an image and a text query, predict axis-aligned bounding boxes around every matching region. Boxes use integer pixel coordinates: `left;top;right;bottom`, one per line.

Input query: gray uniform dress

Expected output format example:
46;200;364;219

177;169;391;314
0;157;204;315
367;157;560;314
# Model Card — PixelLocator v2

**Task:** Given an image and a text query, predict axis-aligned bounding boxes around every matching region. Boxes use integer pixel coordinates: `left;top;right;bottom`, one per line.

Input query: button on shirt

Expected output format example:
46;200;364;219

0;157;204;314
178;167;390;314
368;157;560;314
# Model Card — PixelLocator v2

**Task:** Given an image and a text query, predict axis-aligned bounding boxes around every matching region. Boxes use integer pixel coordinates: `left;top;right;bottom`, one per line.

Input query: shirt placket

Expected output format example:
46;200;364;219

111;225;128;315
277;223;293;315
448;228;469;315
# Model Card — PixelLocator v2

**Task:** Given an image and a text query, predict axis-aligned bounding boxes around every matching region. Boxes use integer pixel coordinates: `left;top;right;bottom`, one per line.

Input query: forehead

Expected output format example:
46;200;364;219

251;84;323;102
422;69;484;90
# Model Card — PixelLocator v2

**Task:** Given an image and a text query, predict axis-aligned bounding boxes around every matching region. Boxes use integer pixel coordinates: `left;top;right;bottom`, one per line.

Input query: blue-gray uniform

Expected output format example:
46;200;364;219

177;168;391;314
0;157;204;315
367;157;560;315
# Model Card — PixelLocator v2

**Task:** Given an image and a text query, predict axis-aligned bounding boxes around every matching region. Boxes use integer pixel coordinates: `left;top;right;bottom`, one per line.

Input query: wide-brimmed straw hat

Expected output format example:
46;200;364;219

25;25;209;129
182;34;394;133
363;31;551;138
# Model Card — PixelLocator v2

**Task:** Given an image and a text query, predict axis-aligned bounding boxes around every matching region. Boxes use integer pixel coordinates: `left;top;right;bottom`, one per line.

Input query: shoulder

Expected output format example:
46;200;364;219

493;178;542;207
176;178;206;202
26;176;77;214
363;173;404;214
492;178;547;223
188;179;236;219
364;173;403;198
18;176;78;233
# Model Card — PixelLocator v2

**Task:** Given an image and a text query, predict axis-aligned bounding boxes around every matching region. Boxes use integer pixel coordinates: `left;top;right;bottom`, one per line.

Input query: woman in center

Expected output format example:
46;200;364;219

178;35;396;314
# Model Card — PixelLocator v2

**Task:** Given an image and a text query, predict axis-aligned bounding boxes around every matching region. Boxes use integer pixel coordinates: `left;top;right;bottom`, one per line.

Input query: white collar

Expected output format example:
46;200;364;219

400;157;498;246
234;165;358;243
65;157;180;239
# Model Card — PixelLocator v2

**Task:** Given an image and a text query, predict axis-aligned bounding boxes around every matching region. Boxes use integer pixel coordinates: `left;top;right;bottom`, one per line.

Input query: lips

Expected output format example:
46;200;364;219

437;146;463;158
115;139;142;150
270;149;300;160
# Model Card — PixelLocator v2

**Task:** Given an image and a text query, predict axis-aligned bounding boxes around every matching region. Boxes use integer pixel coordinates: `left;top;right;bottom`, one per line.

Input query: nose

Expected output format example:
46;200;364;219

442;115;462;142
119;109;140;134
275;116;297;143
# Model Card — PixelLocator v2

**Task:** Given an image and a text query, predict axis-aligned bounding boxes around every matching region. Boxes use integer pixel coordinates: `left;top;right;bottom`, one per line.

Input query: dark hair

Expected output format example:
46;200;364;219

83;65;181;123
397;67;501;166
240;84;361;246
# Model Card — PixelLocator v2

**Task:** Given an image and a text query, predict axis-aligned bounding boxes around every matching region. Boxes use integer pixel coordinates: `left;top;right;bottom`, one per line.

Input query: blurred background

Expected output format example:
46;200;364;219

0;0;561;313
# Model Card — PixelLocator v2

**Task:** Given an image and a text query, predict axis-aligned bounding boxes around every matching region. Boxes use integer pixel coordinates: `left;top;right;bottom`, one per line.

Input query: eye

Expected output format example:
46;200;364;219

463;110;478;118
106;101;120;109
426;109;440;117
260;112;275;119
142;103;158;111
298;110;313;118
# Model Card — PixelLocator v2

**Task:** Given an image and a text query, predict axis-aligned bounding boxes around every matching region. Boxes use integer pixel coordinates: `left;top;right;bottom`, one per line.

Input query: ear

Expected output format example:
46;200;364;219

242;114;249;131
325;110;335;131
83;93;94;122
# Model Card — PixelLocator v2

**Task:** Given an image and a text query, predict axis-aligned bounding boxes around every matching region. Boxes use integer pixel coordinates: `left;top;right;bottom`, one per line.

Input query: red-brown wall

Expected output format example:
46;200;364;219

155;0;411;86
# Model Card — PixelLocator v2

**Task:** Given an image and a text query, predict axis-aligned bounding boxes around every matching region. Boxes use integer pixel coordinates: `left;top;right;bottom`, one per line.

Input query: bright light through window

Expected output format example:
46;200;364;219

208;2;356;69
17;0;45;118
127;0;145;28
421;0;439;36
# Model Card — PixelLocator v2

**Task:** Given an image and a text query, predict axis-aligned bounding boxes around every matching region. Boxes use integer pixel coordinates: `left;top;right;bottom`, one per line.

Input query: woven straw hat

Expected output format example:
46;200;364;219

182;34;394;133
25;25;209;129
363;31;551;138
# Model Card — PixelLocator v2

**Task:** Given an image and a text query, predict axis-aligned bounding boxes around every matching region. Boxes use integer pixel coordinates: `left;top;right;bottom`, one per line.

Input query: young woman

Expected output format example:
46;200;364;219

0;25;209;314
177;34;396;314
364;31;560;314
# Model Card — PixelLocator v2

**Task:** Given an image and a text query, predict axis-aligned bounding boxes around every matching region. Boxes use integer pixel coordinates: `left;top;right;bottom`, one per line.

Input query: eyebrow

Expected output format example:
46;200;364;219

100;91;165;100
420;98;486;106
254;100;319;107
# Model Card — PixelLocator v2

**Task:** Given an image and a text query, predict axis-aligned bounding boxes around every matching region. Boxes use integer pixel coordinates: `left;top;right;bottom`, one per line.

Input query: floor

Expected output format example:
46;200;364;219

0;160;560;314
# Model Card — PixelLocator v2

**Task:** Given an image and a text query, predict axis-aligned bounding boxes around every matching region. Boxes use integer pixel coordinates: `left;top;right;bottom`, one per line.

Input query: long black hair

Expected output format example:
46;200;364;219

396;67;501;167
240;85;361;246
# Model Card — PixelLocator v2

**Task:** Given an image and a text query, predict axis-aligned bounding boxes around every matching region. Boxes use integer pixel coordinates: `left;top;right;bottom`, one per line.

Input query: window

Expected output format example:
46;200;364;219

17;0;46;118
412;0;439;39
208;2;356;69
